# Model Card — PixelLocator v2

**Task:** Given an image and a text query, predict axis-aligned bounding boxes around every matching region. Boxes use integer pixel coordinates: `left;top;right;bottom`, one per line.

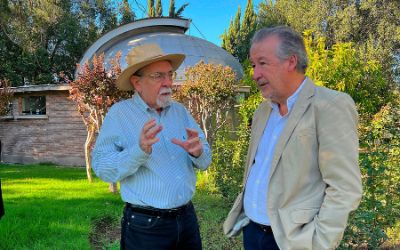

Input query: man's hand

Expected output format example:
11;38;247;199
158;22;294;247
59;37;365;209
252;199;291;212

140;119;162;154
172;128;203;158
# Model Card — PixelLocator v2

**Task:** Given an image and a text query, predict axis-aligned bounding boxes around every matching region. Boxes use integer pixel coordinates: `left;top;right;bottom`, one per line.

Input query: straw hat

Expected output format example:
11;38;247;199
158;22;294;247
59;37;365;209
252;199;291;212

116;43;185;91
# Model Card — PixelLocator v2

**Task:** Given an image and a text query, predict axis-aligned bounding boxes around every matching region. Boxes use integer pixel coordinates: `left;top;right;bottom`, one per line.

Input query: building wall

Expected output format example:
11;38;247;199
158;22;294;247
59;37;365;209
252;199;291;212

0;91;87;166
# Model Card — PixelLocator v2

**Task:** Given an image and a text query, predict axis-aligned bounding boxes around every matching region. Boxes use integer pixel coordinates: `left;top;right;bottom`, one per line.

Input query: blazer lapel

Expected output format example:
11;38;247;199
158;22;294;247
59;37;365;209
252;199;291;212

268;79;315;179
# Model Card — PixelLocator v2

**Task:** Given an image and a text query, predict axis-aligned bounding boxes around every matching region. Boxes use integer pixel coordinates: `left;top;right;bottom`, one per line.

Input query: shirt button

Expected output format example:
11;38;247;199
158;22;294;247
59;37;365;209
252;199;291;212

252;203;257;208
171;156;176;160
178;195;182;199
256;180;260;185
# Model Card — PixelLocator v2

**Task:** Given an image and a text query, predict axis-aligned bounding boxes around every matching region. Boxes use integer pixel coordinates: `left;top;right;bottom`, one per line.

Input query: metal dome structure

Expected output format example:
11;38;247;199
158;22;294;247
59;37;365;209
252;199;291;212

77;17;243;83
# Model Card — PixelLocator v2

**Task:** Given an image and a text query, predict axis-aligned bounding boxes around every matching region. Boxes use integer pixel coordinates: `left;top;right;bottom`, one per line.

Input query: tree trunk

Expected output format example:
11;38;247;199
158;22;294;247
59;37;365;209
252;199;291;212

108;183;118;194
84;126;95;182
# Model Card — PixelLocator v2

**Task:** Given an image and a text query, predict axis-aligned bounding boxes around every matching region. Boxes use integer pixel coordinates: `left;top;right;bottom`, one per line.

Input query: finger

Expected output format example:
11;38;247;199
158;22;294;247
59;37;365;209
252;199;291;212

146;137;160;145
146;125;162;139
171;138;186;148
185;136;200;146
185;128;198;138
141;119;157;137
140;136;160;153
143;119;157;132
188;144;203;157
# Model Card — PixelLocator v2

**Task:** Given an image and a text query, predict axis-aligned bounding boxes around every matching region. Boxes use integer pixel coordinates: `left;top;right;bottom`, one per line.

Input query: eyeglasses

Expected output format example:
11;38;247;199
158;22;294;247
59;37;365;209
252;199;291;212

137;71;177;83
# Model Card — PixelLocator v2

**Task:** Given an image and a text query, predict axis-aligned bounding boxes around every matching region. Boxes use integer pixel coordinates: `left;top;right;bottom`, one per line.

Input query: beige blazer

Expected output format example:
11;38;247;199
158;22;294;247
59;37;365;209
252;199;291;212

223;79;362;250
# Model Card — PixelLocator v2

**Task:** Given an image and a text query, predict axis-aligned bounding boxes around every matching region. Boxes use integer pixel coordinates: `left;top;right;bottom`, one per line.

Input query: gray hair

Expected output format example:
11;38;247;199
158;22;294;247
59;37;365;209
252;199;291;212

251;26;308;73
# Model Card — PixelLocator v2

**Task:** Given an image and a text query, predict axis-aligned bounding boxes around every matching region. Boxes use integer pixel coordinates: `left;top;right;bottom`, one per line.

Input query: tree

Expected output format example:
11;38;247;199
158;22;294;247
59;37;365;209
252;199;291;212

0;0;63;85
341;90;400;249
257;0;400;88
221;0;257;62
155;0;162;17
303;30;389;116
168;0;175;17
173;62;238;146
257;0;286;28
174;3;189;18
168;0;188;18
68;53;132;191
147;0;155;17
0;79;14;116
237;0;257;62
221;6;241;58
0;0;118;86
120;0;135;25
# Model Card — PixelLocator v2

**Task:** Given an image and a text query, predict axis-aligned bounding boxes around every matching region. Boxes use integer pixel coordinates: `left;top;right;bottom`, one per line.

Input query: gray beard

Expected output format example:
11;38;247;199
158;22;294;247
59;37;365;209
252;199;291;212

156;87;172;108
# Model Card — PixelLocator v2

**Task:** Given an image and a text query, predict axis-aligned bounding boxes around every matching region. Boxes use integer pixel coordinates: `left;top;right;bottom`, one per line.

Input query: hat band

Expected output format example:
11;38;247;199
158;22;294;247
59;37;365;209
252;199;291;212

127;54;166;65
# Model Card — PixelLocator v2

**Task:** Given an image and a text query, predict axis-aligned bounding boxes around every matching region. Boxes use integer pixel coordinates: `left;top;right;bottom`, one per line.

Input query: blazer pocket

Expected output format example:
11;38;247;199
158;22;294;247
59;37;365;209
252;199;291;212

290;208;319;224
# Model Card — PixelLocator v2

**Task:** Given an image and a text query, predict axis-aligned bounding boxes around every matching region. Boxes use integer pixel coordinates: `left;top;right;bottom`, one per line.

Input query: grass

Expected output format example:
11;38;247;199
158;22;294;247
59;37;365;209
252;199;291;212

0;163;242;250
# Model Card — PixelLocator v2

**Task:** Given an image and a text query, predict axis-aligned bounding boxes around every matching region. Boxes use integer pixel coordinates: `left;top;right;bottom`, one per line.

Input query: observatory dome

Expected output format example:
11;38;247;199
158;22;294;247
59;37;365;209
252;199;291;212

78;18;243;83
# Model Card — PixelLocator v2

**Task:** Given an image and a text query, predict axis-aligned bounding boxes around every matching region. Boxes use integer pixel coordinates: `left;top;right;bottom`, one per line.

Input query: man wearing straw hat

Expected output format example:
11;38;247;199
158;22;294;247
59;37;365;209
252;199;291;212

92;43;211;250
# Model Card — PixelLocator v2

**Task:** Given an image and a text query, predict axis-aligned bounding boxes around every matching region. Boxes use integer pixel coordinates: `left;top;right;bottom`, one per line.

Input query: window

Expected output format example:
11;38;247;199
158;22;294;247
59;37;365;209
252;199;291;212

22;96;46;115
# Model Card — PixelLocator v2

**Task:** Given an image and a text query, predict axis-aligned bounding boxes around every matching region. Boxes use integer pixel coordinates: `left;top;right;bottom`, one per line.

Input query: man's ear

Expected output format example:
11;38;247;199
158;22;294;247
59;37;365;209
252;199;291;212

130;75;141;92
287;54;298;72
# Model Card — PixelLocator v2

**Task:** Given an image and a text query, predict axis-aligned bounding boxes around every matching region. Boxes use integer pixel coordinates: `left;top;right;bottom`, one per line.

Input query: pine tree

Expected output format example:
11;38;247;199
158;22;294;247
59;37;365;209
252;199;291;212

221;6;241;59
221;19;234;54
120;0;135;25
175;3;189;18
147;0;155;17
168;0;175;17
168;0;188;18
155;0;162;17
238;0;257;62
221;28;229;51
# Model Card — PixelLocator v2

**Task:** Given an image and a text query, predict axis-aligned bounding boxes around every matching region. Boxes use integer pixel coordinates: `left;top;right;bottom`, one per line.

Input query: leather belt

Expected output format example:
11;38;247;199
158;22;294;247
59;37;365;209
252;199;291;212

125;201;192;217
253;221;273;233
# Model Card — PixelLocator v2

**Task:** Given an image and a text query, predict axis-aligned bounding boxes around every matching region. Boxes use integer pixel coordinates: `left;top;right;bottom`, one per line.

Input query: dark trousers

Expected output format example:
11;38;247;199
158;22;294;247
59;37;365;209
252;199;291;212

243;220;279;250
120;202;202;250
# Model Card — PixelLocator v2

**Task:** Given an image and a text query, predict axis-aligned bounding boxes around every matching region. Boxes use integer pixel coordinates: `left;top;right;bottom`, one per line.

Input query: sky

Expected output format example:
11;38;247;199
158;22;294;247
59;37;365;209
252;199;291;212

128;0;263;46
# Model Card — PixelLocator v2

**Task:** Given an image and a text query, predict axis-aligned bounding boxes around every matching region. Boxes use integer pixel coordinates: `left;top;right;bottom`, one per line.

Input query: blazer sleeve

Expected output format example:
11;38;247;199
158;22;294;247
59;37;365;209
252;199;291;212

313;92;363;249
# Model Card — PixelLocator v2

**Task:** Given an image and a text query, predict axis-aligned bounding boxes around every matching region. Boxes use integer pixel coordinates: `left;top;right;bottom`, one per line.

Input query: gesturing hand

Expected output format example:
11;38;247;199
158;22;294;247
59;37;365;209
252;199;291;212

140;119;162;154
171;128;203;158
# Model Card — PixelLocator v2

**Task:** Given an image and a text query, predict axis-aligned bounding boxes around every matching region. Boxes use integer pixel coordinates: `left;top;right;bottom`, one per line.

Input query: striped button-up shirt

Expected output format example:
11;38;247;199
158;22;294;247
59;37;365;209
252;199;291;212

92;92;211;209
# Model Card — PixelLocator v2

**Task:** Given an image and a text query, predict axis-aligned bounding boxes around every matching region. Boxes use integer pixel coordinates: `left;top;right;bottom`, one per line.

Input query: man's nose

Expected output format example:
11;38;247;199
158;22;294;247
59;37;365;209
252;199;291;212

162;76;173;87
252;66;261;81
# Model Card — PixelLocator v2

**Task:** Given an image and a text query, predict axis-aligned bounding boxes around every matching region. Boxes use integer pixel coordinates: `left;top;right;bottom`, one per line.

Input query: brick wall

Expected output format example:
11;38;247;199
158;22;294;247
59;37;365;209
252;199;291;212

0;90;87;166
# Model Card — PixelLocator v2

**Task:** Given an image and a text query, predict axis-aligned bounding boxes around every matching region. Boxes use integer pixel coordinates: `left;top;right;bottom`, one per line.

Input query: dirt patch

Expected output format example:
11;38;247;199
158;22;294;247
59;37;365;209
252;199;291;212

88;215;120;249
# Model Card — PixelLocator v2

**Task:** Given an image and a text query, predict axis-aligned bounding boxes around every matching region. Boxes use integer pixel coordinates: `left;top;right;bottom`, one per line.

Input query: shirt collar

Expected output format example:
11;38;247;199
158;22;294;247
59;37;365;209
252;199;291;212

270;77;307;114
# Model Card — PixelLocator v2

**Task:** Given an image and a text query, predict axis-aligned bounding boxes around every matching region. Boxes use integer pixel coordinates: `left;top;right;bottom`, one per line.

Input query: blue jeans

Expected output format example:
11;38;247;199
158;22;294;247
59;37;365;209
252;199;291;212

243;221;279;250
120;202;202;250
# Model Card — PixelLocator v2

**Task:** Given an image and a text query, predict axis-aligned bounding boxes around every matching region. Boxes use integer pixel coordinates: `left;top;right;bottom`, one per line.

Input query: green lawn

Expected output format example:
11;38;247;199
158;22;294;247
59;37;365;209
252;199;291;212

0;163;242;250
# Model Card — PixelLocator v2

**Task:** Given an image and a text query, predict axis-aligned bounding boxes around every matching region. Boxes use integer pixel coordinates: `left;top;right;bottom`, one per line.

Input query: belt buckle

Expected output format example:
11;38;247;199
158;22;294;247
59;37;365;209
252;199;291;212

261;225;268;232
260;225;272;233
168;206;183;215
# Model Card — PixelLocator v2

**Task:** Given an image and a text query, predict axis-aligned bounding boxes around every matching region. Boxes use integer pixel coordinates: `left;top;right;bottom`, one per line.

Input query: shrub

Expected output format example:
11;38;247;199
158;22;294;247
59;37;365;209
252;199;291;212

0;79;14;116
340;90;400;248
209;93;262;199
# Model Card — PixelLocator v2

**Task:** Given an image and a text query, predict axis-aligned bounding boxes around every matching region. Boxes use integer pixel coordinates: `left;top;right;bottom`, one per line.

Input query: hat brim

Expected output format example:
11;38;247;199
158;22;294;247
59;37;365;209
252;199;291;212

116;54;186;91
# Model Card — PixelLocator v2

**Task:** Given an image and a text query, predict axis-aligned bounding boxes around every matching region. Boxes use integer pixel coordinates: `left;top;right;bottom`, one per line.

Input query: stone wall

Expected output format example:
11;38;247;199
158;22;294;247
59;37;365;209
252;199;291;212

0;90;87;166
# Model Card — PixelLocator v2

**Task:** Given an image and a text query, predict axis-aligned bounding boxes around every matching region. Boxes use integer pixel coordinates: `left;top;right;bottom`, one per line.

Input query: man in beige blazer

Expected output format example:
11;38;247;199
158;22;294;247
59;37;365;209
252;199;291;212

223;26;362;250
